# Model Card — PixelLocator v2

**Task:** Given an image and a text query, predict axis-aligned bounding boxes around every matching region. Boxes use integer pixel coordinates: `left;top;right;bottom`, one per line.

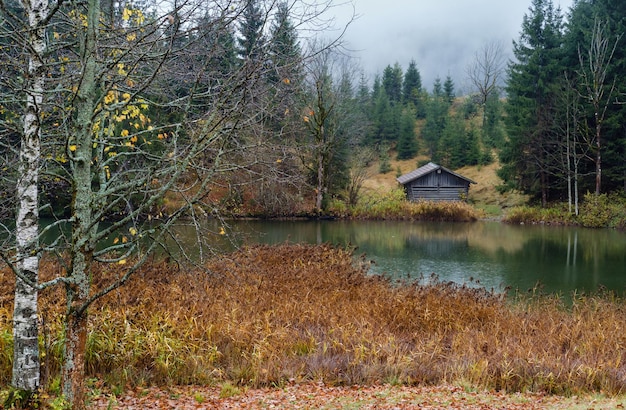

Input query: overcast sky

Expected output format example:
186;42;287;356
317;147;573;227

331;0;574;94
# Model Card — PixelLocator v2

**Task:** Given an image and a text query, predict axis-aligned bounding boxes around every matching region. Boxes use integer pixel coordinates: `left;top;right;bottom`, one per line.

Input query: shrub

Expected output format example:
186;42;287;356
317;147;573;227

503;204;573;225
578;192;626;229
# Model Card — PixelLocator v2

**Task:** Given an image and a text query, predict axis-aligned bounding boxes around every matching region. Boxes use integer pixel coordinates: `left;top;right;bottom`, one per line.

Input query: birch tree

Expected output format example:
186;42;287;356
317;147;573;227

0;0;50;394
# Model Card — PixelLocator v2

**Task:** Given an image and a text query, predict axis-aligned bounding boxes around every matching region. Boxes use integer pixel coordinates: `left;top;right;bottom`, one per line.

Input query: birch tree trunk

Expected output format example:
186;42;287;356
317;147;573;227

12;0;48;392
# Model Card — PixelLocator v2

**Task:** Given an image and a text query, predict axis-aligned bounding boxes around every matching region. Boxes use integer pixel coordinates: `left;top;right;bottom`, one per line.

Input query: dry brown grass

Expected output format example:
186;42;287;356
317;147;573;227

2;244;626;396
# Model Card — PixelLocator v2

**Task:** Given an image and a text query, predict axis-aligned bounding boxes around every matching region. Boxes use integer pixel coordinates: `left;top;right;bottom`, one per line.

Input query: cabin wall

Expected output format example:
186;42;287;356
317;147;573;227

404;171;469;201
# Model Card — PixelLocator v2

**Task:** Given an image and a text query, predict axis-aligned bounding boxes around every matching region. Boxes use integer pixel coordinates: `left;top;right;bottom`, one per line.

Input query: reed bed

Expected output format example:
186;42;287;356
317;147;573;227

1;243;626;396
340;189;480;221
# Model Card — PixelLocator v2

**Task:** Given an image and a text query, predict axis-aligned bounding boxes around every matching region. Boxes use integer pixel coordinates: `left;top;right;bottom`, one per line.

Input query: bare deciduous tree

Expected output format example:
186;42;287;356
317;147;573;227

1;0;346;407
577;19;621;196
466;40;505;128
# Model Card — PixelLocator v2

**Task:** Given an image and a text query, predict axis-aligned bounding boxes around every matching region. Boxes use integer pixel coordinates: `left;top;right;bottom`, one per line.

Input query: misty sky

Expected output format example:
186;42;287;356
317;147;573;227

332;0;574;94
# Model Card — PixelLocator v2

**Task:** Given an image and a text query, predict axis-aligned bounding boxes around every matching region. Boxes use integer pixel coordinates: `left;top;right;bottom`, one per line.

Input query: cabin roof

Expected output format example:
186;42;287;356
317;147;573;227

396;162;477;185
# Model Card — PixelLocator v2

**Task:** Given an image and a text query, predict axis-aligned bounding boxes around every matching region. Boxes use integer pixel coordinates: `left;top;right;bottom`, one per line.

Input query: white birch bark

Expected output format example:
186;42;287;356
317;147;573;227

12;0;48;391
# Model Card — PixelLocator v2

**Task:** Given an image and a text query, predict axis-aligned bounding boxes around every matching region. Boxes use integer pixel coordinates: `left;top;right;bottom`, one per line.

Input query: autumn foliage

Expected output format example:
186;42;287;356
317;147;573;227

1;243;626;399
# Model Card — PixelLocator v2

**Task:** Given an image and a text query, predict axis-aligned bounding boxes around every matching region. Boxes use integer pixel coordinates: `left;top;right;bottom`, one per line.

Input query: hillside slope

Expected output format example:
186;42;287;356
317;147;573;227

362;156;528;216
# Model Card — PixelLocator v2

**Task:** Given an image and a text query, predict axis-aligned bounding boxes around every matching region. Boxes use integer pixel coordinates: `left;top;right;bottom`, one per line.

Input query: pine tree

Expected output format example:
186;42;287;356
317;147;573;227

435;114;464;168
443;75;455;105
382;63;403;103
432;77;443;97
435;115;481;169
500;0;565;205
483;91;505;148
564;0;626;194
268;1;301;82
194;16;237;84
396;108;418;160
368;87;402;146
421;81;448;158
402;59;425;117
237;0;265;61
357;72;370;105
266;1;302;137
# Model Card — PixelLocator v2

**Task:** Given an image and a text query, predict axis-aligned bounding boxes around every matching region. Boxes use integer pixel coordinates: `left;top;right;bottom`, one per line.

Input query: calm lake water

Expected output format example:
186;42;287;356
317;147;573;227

222;220;626;296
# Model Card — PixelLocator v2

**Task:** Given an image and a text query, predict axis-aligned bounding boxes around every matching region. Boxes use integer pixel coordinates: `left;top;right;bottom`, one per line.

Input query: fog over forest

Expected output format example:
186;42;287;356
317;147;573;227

334;0;575;91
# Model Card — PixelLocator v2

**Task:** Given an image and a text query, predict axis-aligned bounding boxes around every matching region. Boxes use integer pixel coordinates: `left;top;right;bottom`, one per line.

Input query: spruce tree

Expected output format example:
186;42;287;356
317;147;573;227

443;75;455;105
564;0;626;193
266;1;302;137
432;77;443;97
500;0;565;205
402;59;425;117
268;1;301;82
421;81;448;159
483;91;505;148
382;63;403;103
396;108;418;160
237;0;265;61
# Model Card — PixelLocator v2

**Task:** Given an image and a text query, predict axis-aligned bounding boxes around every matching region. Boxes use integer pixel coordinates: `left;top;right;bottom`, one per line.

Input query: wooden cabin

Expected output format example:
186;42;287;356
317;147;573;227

396;162;476;202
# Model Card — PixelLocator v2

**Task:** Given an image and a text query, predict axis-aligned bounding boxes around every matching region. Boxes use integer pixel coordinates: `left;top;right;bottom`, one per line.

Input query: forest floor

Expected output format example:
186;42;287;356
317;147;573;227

88;383;625;409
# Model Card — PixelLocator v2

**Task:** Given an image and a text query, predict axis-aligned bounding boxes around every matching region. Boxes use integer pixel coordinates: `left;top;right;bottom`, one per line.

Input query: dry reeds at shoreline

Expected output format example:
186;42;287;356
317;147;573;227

1;243;626;397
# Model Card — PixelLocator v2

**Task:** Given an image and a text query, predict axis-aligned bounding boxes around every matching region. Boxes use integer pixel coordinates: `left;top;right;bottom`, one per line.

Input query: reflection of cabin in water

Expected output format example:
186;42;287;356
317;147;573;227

397;162;476;202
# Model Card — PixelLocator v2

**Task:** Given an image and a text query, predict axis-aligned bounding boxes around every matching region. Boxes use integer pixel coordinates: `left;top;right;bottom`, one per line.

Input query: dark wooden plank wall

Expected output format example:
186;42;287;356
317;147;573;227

405;172;469;201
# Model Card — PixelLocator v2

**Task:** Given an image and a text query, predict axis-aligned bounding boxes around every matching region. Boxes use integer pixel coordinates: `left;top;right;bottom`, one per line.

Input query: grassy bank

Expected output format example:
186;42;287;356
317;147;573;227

329;188;481;221
503;193;626;229
2;244;626;405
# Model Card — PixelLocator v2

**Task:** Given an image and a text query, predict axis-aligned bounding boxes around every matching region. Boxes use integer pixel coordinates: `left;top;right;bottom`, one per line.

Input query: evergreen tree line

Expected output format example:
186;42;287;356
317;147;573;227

358;62;497;172
501;0;626;208
11;0;622;216
154;0;503;209
0;0;499;214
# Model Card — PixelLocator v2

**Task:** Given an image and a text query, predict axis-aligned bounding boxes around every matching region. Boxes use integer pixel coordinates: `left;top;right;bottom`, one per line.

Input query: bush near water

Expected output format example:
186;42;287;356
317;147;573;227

328;188;481;221
2;243;626;400
503;192;626;229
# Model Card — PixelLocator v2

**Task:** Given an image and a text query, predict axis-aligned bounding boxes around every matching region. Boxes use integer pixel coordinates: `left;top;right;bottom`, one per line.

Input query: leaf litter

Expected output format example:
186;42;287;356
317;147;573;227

87;383;625;409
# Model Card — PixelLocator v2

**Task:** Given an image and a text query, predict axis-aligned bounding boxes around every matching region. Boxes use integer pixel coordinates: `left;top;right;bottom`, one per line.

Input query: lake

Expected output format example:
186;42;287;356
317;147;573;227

220;220;626;296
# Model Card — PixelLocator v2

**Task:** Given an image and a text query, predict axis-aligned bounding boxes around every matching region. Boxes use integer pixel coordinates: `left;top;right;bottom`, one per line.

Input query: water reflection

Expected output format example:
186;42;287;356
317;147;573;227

222;220;626;296
36;217;625;295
